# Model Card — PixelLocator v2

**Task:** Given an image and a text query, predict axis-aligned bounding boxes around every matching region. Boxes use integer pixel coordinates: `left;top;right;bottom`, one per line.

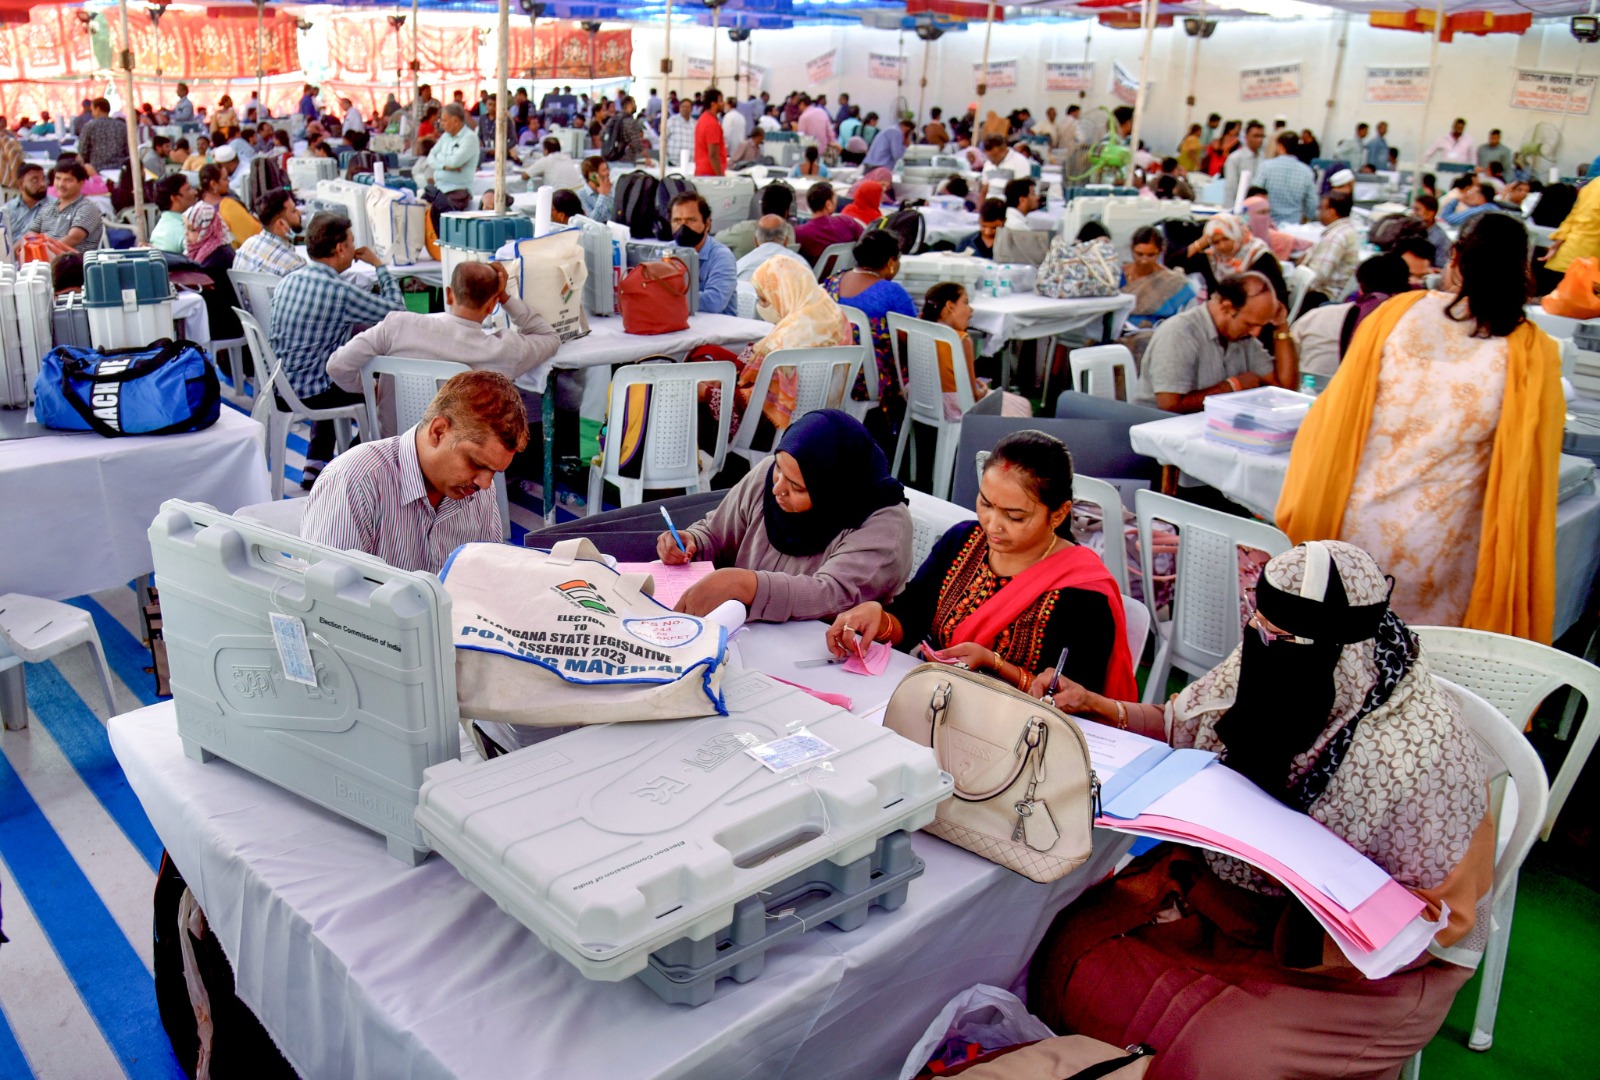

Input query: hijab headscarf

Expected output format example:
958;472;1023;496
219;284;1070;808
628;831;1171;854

1202;213;1270;280
841;180;884;225
762;409;905;557
1240;193;1304;262
750;257;851;362
1169;540;1489;896
183;199;229;264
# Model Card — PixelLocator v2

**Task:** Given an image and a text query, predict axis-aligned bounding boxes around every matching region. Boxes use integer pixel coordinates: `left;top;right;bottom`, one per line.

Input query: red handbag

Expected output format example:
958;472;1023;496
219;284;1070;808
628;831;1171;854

617;257;691;335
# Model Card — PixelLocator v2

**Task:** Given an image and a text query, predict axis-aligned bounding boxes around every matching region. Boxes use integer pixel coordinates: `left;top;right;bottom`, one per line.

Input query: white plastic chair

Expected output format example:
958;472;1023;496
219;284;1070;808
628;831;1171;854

736;281;759;320
1417;676;1552;1067
889;312;976;500
838;304;889;424
813;241;857;282
1285;262;1318;323
1524;305;1588;342
1066;344;1135;403
227;267;282;327
1121;592;1150;665
236;308;362;501
235;498;308;536
1072;474;1131;596
904;488;976;570
1133;489;1291;704
586;361;737;515
728;346;863;465
0;593;117;730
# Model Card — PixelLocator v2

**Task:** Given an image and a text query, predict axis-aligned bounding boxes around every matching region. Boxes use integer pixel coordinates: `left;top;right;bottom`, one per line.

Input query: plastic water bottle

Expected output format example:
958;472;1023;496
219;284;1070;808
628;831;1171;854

1299;373;1319;398
978;268;994;298
999;266;1014;296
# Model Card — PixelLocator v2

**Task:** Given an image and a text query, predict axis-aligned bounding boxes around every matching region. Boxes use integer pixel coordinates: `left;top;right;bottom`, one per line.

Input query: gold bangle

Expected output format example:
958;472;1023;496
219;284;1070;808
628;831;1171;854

1115;700;1129;730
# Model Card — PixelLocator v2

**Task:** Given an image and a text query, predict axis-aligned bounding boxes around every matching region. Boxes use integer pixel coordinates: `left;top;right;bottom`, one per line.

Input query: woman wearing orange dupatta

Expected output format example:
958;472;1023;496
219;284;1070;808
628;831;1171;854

826;431;1138;700
1276;213;1563;642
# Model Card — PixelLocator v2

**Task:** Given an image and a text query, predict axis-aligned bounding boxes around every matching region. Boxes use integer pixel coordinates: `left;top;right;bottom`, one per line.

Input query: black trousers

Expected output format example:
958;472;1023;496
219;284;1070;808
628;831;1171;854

281;384;364;464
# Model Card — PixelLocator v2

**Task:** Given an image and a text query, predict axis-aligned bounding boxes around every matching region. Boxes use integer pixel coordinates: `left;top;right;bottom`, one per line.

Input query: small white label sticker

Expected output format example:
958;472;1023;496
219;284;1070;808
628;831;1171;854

269;612;318;687
746;731;838;773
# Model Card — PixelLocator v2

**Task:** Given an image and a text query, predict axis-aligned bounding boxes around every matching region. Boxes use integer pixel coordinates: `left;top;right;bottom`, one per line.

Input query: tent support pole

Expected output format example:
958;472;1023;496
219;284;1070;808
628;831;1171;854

495;0;508;213
661;0;673;180
1184;0;1205;130
411;0;421;154
118;0;147;243
1129;0;1155;176
1416;0;1445;179
254;0;265;121
976;0;996;115
1321;13;1350;148
918;37;932;125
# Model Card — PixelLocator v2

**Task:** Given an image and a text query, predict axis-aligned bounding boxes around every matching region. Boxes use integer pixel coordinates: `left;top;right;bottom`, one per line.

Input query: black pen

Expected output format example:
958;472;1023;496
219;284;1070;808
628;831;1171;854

1048;647;1069;696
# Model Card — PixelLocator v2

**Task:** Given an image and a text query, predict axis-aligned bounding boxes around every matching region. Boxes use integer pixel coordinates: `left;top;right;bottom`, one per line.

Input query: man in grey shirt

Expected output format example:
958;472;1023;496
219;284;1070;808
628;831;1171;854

1134;272;1299;413
1221;121;1266;209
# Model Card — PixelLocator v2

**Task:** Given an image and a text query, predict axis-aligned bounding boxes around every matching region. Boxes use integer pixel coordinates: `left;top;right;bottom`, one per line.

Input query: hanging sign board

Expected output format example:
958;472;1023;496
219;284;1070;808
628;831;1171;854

685;55;714;80
1239;62;1301;102
1362;66;1431;105
806;49;837;85
1045;61;1094;93
1510;69;1595;116
1110;61;1143;106
868;53;906;81
972;59;1018;90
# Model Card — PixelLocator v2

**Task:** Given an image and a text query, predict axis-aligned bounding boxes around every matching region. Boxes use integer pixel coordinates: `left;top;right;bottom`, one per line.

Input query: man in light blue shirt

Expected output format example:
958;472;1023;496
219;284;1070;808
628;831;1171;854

1256;131;1318;224
668;192;738;316
171;83;195;124
1365;121;1390;172
736;216;808;281
3;164;48;238
1441;181;1497;226
426;102;481;225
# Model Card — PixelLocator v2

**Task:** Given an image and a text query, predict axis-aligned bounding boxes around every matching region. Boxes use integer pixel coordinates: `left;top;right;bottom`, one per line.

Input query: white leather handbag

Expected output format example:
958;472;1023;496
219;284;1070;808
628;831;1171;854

884;664;1099;883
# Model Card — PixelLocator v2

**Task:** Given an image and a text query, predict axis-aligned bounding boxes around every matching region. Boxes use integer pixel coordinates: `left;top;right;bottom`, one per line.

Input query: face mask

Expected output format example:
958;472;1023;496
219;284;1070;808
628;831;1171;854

672;224;704;248
756;302;778;323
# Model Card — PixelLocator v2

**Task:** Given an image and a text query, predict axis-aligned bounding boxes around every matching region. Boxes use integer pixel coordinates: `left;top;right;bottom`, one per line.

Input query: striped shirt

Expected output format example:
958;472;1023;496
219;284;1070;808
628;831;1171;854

270;261;405;400
301;425;502;574
1303;217;1362;300
234;231;302;277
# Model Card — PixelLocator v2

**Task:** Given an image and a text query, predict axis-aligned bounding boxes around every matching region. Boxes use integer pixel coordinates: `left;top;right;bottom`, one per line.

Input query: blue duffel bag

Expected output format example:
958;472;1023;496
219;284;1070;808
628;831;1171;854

34;339;221;437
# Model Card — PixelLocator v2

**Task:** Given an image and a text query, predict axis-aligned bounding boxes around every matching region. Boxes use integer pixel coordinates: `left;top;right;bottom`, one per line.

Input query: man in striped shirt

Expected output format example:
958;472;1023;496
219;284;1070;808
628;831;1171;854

302;370;527;574
270;211;406;480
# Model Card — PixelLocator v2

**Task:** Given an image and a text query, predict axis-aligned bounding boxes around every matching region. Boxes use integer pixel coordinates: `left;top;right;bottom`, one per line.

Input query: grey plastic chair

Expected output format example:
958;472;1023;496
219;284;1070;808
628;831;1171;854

813;242;857;283
729;346;864;464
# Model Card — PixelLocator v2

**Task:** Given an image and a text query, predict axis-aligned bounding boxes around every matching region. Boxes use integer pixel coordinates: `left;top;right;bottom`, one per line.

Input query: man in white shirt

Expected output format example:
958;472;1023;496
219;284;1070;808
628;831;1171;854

1331;123;1367;167
1003;177;1039;229
980;134;1031;185
523;136;584;189
721;103;748;160
1222;120;1266;209
735;215;808;281
327;261;561;436
1424;117;1475;166
341;98;365;135
301;369;527;575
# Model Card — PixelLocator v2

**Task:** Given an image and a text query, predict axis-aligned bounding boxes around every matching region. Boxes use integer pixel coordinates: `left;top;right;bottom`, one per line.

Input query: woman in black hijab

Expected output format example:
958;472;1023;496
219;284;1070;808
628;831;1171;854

657;409;913;621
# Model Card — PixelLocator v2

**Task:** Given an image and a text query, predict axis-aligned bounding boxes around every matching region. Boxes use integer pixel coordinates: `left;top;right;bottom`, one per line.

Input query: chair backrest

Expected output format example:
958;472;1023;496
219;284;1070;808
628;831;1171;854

838;304;887;402
1434;677;1550;904
1524;305;1588;342
814;242;857;282
1134;488;1291;679
1068;344;1135;401
730;345;864;457
904;488;976;570
358;355;469;437
1417;626;1599;841
1286;262;1318;322
234;307;299;419
887;311;974;426
1122;592;1150;664
736;281;759;320
1072;474;1130;596
602;361;739;491
227;268;284;327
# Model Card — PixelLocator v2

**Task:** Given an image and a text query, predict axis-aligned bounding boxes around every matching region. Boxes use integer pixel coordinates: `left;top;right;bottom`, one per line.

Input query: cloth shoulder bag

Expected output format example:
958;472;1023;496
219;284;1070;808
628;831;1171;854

34;339;220;436
617;257;692;334
440;538;729;731
1036;235;1120;299
884;664;1098;882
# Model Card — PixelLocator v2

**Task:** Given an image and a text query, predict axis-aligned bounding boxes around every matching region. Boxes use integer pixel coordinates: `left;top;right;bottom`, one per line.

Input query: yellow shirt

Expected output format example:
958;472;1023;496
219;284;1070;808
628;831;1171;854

218;195;261;247
1549;177;1600;273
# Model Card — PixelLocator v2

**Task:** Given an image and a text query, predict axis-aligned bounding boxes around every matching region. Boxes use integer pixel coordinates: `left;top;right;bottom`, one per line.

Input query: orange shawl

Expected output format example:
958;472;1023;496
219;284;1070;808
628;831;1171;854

1276;291;1563;642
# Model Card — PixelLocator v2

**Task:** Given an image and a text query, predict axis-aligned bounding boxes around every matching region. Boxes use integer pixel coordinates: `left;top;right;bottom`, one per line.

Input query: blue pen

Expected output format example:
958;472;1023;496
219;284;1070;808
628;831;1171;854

660;506;687;553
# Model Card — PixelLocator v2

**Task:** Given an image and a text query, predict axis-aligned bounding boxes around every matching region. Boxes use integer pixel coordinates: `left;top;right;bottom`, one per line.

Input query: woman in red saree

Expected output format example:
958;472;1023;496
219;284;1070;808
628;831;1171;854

826;430;1137;699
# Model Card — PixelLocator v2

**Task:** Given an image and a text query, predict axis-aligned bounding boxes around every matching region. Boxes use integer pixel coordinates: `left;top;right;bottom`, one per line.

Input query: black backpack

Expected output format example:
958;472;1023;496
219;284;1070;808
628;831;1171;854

248;155;289;215
874;208;924;256
613;171;661;239
1160;217;1206;276
654;174;698;241
600;114;628;162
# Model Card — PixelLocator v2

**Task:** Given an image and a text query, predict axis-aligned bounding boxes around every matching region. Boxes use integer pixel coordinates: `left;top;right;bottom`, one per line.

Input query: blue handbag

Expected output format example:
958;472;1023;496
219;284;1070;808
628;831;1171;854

34;339;221;437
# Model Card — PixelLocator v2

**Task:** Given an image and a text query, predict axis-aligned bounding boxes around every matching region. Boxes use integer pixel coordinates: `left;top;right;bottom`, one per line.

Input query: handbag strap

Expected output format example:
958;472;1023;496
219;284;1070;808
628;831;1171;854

923;676;1041;803
1060;1044;1155;1080
57;340;219;438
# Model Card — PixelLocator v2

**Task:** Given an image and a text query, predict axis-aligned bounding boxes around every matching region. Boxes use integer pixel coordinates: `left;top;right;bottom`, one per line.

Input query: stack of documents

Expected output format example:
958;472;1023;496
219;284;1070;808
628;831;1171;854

1081;721;1441;978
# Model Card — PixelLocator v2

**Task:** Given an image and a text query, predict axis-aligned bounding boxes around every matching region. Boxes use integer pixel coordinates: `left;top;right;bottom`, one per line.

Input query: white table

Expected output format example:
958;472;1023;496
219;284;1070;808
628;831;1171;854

109;686;1130;1079
0;407;270;600
729;619;923;717
1129;412;1600;637
968;292;1136;384
171;290;212;351
516;312;771;524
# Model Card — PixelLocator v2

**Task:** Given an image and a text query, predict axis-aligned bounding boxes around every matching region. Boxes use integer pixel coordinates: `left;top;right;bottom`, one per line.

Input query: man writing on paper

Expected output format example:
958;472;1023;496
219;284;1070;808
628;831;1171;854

303;371;527;574
1028;540;1495;1079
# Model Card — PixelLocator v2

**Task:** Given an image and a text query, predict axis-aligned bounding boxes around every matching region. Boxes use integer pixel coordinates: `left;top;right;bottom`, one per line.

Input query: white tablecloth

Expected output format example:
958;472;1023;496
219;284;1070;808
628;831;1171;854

0;407;270;600
1129;412;1600;636
110;689;1130;1080
968;292;1136;357
172;289;211;350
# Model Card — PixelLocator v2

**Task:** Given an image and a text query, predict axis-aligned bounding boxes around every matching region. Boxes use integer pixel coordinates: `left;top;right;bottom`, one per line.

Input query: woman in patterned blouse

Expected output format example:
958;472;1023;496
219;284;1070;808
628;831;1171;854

826;430;1137;699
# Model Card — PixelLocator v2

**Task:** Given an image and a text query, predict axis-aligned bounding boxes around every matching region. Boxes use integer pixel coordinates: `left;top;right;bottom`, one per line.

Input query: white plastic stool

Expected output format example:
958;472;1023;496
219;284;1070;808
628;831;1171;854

0;594;118;730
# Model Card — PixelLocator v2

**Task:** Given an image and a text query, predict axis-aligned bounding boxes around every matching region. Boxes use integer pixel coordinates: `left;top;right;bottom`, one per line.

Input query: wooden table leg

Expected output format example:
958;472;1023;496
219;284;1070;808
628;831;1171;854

1160;464;1179;496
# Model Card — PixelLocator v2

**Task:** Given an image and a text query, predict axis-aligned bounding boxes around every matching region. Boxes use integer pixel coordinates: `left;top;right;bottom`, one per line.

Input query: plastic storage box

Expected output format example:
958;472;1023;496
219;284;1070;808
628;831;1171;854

83;250;176;350
0;262;53;407
413;668;953;989
148;500;460;864
1203;385;1315;454
692;175;758;235
440;211;534;253
314;178;376;250
288;156;338;193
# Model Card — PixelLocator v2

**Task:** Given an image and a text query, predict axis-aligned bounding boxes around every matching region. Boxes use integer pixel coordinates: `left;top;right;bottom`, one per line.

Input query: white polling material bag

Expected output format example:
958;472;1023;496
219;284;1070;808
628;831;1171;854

365;186;430;267
440;538;728;729
507;229;590;342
